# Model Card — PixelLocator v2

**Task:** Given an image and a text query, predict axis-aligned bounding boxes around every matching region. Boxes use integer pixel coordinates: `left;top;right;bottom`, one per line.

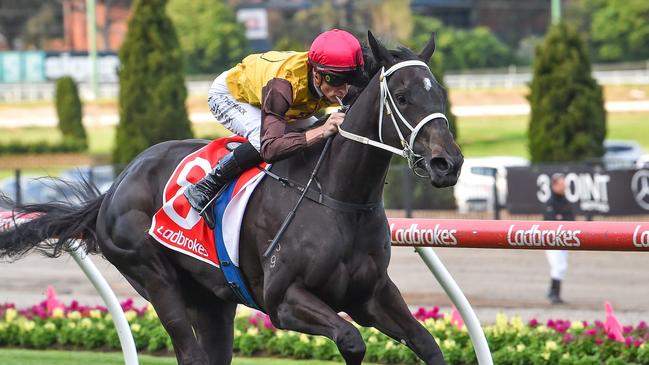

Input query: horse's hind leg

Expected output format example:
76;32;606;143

347;278;447;365
99;225;209;364
185;286;237;365
269;283;366;365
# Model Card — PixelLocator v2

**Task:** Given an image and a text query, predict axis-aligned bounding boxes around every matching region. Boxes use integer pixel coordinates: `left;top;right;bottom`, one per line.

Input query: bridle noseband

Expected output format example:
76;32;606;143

338;60;449;177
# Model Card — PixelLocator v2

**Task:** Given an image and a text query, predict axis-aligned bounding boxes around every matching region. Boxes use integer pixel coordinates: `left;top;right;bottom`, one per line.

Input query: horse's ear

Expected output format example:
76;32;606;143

418;32;436;64
367;30;393;65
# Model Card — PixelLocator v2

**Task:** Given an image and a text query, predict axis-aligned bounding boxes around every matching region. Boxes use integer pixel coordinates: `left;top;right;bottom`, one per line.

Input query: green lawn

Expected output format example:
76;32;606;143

0;112;647;160
457;112;649;158
0;123;231;156
0;349;355;365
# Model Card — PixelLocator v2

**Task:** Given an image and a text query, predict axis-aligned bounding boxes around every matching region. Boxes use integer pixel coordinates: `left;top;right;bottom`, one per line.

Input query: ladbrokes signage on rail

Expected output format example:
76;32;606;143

506;165;649;215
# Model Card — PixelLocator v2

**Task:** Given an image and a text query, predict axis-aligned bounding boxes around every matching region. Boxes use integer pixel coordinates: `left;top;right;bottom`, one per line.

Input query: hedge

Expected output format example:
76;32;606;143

2;300;649;364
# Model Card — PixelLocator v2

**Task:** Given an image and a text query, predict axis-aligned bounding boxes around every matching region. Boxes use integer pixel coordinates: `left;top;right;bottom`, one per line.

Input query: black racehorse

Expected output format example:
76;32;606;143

0;31;462;365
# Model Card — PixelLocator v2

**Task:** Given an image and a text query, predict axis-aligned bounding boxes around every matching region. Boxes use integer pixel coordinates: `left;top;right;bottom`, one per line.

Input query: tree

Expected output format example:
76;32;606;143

0;0;44;49
272;0;414;50
166;0;247;74
409;16;511;71
55;76;88;149
527;23;606;163
113;0;193;166
23;1;62;49
589;0;649;62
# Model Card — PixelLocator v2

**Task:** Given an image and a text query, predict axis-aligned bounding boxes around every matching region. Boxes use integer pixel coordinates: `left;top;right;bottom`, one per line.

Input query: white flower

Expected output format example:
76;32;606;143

246;327;259;336
51;308;64;319
89;310;102;319
516;343;526;352
4;308;16;323
299;334;310;343
130;323;142;332
570;321;584;330
443;339;456;349
80;318;93;329
21;320;36;332
545;340;558;351
125;310;137;322
67;311;82;320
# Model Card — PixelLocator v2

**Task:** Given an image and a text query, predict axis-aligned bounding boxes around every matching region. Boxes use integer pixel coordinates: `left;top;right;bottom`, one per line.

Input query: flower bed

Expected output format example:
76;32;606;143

1;300;649;364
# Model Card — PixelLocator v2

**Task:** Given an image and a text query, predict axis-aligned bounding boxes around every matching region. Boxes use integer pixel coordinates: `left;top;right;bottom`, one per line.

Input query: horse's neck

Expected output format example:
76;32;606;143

319;80;394;205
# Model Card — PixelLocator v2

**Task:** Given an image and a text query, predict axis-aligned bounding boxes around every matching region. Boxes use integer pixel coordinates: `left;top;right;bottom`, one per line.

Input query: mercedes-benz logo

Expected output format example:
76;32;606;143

631;170;649;210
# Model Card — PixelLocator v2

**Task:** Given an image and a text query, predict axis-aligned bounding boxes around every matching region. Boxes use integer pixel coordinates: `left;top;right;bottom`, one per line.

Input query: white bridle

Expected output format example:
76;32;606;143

338;60;449;176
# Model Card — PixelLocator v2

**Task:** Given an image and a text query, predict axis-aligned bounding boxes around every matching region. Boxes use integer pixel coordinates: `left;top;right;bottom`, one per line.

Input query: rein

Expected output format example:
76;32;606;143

257;166;382;212
338;60;449;177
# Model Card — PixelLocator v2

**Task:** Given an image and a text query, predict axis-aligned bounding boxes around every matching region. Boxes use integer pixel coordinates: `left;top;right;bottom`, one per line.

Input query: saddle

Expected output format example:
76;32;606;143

148;136;267;309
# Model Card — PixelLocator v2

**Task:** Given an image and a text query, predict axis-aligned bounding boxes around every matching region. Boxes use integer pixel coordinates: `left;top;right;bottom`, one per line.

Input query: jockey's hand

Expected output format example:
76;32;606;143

323;112;345;138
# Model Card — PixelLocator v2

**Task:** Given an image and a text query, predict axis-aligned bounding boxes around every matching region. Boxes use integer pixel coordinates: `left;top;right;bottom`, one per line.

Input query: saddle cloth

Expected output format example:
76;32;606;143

148;136;267;268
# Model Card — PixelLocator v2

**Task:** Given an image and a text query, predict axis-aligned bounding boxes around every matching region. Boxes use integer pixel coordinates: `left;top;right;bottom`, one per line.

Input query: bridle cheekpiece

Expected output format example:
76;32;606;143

338;60;449;177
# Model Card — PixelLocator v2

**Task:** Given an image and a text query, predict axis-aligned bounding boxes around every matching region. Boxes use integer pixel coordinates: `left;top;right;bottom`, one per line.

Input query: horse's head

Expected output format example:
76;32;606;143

354;31;463;188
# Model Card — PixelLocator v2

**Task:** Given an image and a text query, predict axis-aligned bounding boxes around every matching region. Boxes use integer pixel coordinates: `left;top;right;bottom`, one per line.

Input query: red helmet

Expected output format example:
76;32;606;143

308;29;364;73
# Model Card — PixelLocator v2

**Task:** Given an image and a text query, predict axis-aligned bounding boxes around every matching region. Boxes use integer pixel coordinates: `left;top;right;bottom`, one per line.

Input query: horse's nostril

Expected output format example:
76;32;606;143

430;157;451;174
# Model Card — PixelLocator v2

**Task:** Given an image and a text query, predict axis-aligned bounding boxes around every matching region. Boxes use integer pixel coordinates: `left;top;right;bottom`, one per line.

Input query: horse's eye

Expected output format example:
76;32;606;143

395;94;407;105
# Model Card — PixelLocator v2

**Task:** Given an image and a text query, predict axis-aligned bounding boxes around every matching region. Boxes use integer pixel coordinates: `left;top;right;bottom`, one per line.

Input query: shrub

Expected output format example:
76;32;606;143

0;139;86;155
55;76;87;149
527;23;606;163
113;0;193;167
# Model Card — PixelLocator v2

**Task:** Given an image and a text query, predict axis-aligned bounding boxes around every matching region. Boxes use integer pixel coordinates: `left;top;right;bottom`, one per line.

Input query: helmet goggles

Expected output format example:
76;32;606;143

320;71;356;87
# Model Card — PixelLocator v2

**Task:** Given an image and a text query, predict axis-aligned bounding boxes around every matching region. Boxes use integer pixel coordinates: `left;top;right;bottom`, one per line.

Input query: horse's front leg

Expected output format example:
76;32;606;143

267;282;366;365
347;277;447;365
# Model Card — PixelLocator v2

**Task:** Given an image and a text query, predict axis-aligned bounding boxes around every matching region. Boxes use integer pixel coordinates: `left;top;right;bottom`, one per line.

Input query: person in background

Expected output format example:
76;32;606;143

543;173;575;304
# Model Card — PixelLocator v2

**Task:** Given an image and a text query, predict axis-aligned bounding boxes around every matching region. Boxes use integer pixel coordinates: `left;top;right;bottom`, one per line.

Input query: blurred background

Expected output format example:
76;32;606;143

1;0;649;321
0;0;647;222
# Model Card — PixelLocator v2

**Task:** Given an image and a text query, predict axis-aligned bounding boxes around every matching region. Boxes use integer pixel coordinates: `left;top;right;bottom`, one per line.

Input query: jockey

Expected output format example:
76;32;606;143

184;29;364;228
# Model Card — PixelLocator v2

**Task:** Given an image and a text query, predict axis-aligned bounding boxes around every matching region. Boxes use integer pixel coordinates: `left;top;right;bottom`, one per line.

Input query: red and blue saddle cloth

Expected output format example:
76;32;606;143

148;136;266;310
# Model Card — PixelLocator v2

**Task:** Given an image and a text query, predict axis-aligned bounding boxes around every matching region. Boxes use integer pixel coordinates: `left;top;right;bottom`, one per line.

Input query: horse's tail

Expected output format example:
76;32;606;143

0;182;105;260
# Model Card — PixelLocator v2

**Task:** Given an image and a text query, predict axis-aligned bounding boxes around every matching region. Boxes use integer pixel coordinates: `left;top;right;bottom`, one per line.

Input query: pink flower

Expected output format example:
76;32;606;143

594;320;604;329
249;316;258;326
625;337;634;346
120;298;134;311
623;325;633;334
584;329;597;337
634;339;644;347
528;319;539;327
595;338;604;346
413;307;427;321
563;333;575;343
637;321;647;330
608;333;618;341
263;315;275;330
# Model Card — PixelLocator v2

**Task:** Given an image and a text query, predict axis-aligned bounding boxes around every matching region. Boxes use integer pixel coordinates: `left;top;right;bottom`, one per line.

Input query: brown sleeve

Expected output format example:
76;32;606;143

259;78;307;163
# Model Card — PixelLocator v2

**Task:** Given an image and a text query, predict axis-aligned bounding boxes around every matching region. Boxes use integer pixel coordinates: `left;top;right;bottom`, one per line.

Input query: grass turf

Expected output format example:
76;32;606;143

0;112;647;163
0;348;357;365
457;112;649;158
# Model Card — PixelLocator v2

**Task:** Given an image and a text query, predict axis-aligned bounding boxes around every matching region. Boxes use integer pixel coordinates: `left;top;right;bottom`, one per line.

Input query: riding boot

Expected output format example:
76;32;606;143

546;279;564;304
183;142;262;229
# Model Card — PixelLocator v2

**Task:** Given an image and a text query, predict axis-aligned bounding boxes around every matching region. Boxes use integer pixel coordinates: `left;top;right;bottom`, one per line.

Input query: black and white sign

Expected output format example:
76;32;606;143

507;165;649;215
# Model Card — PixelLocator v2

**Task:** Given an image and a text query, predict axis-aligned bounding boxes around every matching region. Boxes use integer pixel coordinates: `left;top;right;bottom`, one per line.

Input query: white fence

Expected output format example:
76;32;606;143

1;66;649;103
